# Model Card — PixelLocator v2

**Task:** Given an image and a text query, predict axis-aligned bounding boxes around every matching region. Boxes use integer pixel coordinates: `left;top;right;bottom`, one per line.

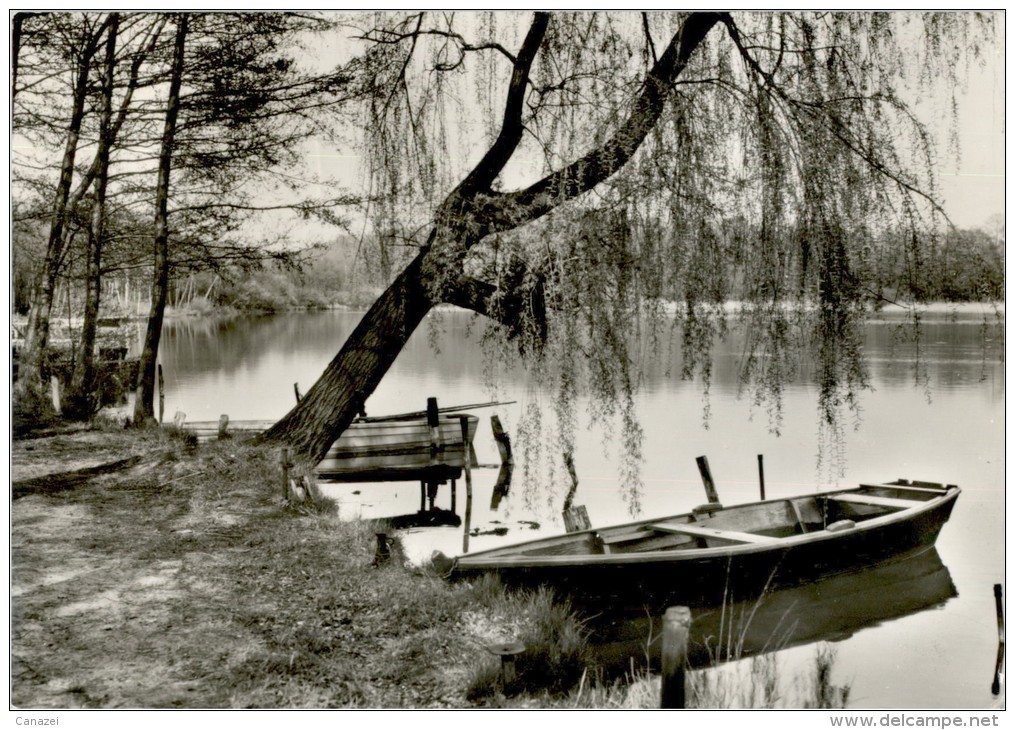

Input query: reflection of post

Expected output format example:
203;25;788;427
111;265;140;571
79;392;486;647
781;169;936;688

461;416;473;554
490;462;513;510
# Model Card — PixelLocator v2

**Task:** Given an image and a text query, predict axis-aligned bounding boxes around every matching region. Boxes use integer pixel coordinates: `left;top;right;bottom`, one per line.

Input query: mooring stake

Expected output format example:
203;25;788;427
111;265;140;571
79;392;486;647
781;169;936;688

695;456;720;504
374;533;391;566
461;416;473;554
993;583;1005;695
487;641;525;689
660;606;691;709
758;454;766;500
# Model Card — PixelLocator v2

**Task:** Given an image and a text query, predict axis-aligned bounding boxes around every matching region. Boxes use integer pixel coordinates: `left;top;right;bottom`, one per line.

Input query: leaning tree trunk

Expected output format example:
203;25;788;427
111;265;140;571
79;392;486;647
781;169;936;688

260;251;434;463
261;12;721;464
132;13;187;425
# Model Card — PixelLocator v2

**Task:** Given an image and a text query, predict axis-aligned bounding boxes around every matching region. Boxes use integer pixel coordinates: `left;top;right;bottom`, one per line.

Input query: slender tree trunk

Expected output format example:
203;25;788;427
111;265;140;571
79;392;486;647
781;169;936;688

261;250;434;462
17;21;105;399
68;13;120;418
132;14;188;425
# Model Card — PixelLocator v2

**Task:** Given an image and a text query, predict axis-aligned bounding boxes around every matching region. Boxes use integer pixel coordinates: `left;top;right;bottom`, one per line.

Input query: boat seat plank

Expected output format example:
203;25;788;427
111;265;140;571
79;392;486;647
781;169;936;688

831;493;924;510
646;523;777;544
859;484;945;496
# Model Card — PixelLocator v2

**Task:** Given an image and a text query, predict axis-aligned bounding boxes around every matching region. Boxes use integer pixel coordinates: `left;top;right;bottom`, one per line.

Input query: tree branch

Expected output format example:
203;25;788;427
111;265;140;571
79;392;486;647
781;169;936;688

450;12;550;198
476;12;722;234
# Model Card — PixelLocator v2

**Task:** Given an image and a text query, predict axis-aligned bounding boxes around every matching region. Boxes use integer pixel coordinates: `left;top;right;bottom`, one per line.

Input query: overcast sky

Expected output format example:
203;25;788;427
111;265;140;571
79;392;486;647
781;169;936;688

934;15;1005;230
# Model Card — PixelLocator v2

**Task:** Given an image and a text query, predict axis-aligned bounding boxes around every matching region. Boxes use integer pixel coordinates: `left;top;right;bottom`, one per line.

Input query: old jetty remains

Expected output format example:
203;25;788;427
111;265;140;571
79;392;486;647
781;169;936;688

183;397;514;515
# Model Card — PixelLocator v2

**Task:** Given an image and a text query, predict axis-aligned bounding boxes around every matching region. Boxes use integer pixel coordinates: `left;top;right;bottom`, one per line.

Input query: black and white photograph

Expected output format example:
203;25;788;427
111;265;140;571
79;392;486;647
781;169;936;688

9;8;1005;717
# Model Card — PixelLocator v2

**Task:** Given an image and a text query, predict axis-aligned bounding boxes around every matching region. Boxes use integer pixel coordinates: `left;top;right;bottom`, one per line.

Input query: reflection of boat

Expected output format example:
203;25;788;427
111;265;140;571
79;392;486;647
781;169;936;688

316;414;479;481
441;480;960;607
586;546;957;671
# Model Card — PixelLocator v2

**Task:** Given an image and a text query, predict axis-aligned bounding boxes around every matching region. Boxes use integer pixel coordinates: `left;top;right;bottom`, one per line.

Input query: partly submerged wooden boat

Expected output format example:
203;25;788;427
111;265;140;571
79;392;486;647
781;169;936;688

184;411;480;482
315;413;479;481
439;480;960;606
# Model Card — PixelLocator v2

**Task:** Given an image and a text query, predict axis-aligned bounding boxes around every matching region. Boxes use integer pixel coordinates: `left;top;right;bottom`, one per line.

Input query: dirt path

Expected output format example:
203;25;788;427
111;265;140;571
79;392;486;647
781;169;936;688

11;428;506;708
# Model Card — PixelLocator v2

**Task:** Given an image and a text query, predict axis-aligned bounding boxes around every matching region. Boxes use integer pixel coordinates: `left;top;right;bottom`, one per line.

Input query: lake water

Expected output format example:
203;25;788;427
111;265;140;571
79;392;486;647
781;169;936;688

159;305;1004;709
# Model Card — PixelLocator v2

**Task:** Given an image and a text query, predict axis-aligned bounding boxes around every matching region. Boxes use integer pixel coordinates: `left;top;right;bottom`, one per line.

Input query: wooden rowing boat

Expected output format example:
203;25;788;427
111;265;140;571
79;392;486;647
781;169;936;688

436;480;960;606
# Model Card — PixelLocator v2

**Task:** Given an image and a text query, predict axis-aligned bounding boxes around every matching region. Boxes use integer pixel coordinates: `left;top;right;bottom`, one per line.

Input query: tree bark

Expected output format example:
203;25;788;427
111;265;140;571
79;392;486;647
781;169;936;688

132;13;188;425
260;249;435;462
68;13;120;418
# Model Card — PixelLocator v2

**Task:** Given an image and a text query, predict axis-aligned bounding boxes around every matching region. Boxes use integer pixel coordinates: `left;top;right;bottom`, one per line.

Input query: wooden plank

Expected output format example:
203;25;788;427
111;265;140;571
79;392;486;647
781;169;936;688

831;493;924;510
601;528;652;545
860;483;946;496
647;522;777;544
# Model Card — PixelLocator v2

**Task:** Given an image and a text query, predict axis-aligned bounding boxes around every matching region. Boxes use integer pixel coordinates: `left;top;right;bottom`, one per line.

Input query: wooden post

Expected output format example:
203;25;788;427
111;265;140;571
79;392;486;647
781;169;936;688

419;481;426;512
217;414;230;439
563;505;591;533
695;456;720;504
758;454;766;500
450;478;457;513
293;382;301;403
488;642;525;689
158;363;164;425
993;583;1005;695
374;533;390;566
461;416;473;554
281;448;291;501
660;606;691;709
491;415;513;465
427;397;441;460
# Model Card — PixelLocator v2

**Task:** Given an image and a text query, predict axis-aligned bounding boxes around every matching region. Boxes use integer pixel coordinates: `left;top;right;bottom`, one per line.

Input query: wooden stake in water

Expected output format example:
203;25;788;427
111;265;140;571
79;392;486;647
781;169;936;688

660;606;691;709
758;454;766;500
461;416;473;554
993;583;1005;696
695;456;720;504
491;415;513;465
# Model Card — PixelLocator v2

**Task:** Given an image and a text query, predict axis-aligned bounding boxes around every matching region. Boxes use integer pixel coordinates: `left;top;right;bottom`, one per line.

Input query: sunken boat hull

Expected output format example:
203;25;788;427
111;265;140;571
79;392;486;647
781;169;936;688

315;414;478;481
446;480;960;607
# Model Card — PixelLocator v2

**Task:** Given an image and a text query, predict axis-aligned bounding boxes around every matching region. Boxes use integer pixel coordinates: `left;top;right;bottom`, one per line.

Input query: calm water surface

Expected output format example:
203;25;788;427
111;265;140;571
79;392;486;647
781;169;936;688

159;306;1004;709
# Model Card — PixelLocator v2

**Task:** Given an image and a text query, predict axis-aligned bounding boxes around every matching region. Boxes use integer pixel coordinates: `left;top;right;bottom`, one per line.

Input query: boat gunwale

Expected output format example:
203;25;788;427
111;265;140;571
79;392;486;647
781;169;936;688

454;484;961;569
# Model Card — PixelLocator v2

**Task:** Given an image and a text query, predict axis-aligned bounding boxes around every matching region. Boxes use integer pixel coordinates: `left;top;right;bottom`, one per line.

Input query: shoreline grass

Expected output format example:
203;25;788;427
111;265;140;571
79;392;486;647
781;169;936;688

12;422;849;709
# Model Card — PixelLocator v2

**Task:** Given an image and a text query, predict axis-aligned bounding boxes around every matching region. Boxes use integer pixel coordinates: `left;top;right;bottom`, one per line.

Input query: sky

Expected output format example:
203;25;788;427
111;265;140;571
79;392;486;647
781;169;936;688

293;10;1006;240
932;14;1006;230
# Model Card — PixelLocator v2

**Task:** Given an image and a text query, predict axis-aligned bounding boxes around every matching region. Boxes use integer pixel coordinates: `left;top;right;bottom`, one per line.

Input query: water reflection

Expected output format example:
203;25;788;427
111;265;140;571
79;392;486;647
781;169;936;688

584;546;956;674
